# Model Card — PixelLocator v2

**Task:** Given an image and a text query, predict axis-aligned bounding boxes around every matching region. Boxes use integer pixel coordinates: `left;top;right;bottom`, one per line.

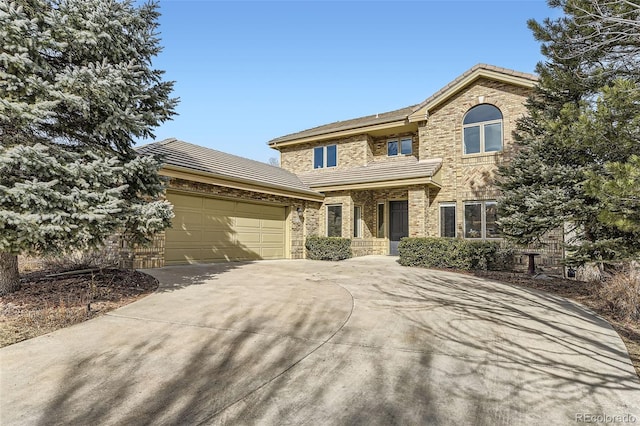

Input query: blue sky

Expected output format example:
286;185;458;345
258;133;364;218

139;0;560;163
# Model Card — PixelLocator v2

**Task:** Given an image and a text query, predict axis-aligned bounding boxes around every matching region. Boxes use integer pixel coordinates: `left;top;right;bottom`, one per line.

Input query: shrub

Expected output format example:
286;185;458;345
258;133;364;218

42;246;119;272
398;237;515;271
305;236;352;261
598;271;640;322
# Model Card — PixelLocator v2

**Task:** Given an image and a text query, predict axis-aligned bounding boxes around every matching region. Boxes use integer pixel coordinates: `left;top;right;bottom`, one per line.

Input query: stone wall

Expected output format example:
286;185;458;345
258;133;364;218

119;233;165;269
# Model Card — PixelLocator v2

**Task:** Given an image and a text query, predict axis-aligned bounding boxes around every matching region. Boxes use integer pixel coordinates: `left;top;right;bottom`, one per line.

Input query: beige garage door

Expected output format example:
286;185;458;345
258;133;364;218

165;192;286;265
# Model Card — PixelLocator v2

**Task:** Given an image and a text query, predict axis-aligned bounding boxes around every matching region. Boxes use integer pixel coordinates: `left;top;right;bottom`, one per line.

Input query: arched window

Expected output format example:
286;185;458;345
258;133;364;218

462;104;503;155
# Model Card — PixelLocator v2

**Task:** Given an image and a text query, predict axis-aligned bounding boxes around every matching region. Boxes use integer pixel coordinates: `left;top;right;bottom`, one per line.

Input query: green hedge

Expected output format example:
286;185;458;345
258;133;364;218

305;236;352;261
398;237;514;271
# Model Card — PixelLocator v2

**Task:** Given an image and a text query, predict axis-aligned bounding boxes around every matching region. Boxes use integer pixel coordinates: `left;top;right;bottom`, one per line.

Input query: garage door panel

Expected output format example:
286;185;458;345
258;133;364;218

261;233;285;244
236;231;261;244
261;247;285;259
200;247;237;262
166;228;203;243
202;230;233;244
262;219;285;230
260;205;286;218
235;202;262;214
166;192;286;264
203;198;235;212
202;214;234;227
235;216;261;228
165;247;203;264
213;246;259;260
168;193;203;209
172;210;203;227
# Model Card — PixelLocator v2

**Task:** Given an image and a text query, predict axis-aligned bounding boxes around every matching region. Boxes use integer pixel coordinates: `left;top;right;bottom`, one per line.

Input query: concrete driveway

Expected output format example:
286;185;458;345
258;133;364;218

1;256;639;425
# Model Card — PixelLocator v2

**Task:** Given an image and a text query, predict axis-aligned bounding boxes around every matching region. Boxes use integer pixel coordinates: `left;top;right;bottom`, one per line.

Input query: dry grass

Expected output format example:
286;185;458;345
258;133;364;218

598;271;640;322
0;302;90;346
0;269;158;348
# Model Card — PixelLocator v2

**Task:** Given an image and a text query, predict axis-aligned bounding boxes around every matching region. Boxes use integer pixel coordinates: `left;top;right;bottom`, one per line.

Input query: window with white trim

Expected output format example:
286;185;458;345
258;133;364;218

314;144;337;169
440;203;456;237
387;138;412;156
353;206;362;238
464;201;499;239
463;104;503;155
327;204;342;237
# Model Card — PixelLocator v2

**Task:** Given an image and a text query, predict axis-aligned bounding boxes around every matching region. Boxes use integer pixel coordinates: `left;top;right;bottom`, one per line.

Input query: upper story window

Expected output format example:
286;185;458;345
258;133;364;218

314;145;337;169
463;104;503;155
387;138;412;156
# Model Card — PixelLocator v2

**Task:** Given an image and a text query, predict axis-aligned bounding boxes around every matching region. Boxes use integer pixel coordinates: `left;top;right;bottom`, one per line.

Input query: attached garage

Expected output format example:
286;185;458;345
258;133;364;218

134;139;324;268
165;191;287;265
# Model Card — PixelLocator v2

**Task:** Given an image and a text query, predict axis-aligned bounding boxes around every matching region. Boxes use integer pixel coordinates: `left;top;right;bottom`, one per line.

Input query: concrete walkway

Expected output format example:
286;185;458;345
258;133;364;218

1;257;639;425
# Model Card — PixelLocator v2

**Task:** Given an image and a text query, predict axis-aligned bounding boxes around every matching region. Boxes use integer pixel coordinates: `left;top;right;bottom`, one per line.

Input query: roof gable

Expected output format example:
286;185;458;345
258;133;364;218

268;64;537;146
407;64;537;122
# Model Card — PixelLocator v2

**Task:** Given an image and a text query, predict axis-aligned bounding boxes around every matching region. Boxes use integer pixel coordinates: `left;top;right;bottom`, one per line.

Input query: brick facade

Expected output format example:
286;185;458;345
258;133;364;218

279;135;370;175
274;74;564;272
420;78;532;238
280;132;421;176
299;79;537;258
370;133;419;162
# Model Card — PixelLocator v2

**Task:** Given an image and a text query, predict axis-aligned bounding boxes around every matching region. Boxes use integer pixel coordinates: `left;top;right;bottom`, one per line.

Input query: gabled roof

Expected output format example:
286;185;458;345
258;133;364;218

407;64;537;122
137;138;323;200
297;156;442;191
268;105;417;147
268;64;537;147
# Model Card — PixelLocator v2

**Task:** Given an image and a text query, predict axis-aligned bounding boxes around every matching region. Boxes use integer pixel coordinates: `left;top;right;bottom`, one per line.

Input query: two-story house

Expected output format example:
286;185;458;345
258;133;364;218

269;64;536;256
130;64;562;269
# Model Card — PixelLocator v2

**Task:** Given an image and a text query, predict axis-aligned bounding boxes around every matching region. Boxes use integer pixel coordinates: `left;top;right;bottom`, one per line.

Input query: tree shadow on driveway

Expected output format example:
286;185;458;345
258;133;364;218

367;269;640;422
142;261;254;293
30;291;348;425
3;260;639;425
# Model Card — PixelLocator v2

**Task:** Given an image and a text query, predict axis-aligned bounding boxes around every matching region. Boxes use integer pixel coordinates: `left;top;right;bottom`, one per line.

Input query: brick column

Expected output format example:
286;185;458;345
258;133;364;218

408;185;429;237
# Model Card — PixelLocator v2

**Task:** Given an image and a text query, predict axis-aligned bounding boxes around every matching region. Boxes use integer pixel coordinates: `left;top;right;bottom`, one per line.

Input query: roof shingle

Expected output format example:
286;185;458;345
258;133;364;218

268;105;416;145
136;138;321;198
297;156;442;188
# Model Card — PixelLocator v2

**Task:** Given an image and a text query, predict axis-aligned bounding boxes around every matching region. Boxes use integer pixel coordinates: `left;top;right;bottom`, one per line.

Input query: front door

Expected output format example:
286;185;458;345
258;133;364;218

389;200;408;255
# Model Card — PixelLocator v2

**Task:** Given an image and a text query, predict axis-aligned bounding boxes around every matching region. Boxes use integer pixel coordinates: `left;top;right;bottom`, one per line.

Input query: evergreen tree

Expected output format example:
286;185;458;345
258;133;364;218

0;0;178;293
497;0;640;267
585;155;640;234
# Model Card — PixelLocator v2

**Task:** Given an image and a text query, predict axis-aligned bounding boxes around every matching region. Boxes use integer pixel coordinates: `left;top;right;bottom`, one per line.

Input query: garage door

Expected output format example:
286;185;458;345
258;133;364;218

165;192;286;265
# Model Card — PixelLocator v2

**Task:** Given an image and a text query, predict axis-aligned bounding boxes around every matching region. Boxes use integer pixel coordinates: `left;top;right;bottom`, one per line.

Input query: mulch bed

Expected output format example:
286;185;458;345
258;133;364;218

0;269;158;347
